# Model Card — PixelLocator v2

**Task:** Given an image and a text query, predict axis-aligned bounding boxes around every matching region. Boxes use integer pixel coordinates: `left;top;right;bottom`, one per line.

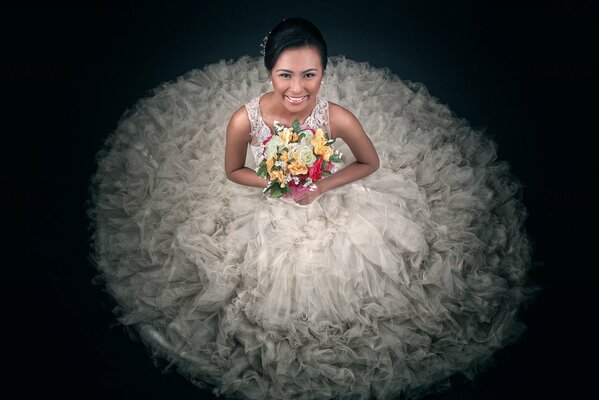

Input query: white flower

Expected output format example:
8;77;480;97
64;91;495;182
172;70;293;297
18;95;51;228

299;145;316;167
300;130;314;145
264;136;283;159
286;143;300;160
273;120;283;132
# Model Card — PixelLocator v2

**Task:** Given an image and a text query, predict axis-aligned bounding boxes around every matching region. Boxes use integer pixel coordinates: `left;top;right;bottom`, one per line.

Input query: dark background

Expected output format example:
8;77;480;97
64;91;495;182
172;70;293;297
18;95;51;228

4;0;597;398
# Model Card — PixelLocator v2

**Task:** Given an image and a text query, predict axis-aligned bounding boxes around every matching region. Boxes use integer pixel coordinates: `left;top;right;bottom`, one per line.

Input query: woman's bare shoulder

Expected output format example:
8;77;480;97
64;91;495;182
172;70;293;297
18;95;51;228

327;101;363;135
227;105;251;134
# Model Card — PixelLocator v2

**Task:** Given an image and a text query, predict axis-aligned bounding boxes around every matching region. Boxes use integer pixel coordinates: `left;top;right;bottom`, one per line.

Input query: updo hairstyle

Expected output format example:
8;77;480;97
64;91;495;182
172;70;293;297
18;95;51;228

263;17;328;72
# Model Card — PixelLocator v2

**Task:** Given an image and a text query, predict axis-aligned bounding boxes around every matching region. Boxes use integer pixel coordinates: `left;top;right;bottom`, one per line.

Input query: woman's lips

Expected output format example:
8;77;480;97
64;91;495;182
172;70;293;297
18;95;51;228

285;95;308;104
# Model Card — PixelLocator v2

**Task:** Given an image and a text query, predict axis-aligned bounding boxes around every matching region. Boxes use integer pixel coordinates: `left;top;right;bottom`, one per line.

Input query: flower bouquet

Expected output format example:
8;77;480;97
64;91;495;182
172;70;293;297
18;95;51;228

256;119;342;199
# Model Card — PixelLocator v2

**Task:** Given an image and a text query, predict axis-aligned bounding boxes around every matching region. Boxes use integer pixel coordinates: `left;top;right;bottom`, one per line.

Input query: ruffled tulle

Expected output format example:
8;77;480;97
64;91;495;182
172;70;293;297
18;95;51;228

89;56;534;399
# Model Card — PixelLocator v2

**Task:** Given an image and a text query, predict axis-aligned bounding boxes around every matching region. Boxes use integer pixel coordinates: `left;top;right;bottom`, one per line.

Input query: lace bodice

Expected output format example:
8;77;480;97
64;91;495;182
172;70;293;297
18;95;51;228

245;93;330;166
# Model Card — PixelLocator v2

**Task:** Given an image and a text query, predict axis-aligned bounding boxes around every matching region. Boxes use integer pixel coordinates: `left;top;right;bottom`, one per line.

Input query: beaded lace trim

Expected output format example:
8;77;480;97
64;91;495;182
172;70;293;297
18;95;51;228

245;93;330;165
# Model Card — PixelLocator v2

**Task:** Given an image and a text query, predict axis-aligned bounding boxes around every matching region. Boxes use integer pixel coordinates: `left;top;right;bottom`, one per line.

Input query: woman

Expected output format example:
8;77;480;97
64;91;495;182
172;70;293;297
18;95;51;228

90;16;533;400
225;18;379;205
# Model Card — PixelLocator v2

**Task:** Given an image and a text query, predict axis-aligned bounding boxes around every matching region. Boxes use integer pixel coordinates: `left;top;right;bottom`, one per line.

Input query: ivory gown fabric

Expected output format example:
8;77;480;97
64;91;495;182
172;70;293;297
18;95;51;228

89;56;533;399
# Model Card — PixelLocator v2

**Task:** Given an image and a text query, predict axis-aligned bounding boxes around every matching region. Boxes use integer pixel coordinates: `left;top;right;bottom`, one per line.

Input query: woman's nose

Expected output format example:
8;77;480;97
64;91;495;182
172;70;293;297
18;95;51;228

290;77;303;93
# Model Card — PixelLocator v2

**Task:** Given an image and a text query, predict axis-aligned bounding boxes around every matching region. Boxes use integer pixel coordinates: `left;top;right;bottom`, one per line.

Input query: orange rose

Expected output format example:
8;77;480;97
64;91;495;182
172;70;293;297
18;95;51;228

266;154;276;172
288;160;308;175
315;144;333;162
281;128;293;145
269;169;286;186
280;150;289;162
311;130;327;150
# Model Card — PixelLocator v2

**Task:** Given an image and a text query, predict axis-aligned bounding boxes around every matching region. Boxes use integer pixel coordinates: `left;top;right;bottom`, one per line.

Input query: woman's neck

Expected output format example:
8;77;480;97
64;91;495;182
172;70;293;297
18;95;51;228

261;92;316;127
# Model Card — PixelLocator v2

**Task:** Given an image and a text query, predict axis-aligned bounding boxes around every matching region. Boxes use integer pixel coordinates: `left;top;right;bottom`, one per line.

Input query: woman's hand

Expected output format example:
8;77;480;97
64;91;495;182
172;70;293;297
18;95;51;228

294;186;323;205
300;103;379;196
294;103;379;204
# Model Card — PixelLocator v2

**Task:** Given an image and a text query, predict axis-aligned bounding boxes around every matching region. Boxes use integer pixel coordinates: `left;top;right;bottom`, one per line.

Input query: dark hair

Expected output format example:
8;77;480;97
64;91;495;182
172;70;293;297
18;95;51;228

263;17;328;72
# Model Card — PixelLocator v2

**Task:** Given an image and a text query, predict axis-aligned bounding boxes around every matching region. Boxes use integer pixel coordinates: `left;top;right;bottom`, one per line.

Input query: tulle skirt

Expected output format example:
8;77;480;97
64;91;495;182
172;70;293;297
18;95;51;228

89;56;534;399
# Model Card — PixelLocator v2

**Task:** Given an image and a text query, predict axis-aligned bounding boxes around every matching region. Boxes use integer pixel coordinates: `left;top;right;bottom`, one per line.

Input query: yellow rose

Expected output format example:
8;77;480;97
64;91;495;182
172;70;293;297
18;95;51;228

281;128;293;146
292;133;299;142
316;145;333;162
288;160;308;175
280;150;288;162
269;169;286;186
266;154;276;172
311;130;327;150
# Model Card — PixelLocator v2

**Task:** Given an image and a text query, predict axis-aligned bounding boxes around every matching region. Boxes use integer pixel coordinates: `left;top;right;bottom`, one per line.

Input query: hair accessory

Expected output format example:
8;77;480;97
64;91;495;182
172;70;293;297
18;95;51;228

260;32;270;56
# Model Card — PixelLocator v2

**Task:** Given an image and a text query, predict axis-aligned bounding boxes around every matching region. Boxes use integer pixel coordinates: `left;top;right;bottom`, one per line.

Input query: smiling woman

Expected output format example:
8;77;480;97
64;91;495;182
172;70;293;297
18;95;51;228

89;16;535;400
269;47;323;115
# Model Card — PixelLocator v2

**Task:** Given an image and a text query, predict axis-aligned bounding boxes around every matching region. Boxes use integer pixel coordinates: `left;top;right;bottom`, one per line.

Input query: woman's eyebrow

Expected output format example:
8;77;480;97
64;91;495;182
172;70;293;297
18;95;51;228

276;68;318;73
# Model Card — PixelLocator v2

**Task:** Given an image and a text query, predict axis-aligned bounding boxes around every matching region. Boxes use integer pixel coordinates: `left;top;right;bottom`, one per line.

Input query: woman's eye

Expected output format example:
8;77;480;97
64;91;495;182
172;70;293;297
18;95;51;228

305;73;315;78
279;74;291;78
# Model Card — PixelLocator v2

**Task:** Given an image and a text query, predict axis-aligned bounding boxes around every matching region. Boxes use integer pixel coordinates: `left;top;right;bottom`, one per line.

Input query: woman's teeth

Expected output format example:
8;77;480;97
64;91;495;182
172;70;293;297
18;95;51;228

286;96;308;103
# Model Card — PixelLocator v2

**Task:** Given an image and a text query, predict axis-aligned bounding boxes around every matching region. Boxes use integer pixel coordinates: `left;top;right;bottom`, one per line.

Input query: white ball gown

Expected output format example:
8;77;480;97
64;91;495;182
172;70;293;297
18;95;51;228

89;56;534;399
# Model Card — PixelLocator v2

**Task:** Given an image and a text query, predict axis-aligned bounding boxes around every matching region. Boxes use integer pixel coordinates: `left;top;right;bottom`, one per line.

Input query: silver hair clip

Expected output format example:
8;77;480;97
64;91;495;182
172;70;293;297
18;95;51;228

260;32;270;56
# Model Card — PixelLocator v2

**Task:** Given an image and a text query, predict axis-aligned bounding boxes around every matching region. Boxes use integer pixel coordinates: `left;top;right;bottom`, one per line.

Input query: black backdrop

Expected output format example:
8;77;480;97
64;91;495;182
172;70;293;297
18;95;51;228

5;0;597;398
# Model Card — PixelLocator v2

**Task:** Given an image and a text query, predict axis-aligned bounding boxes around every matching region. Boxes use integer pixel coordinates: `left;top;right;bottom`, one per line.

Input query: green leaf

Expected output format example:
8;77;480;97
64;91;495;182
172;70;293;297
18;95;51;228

270;184;285;198
256;162;267;176
322;170;332;177
292;119;301;132
329;154;342;163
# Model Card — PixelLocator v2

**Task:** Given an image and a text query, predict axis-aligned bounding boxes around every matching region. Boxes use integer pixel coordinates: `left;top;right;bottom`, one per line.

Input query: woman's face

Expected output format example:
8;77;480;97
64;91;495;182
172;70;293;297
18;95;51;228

269;45;324;116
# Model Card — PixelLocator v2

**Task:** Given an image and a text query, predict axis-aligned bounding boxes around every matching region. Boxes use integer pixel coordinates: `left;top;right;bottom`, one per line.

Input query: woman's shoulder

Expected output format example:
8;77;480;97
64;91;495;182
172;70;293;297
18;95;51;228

227;105;251;134
327;101;347;115
327;101;362;134
228;92;267;128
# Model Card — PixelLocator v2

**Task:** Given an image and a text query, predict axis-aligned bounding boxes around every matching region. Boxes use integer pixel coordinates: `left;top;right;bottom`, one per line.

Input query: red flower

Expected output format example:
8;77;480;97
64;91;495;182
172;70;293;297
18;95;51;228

308;156;323;182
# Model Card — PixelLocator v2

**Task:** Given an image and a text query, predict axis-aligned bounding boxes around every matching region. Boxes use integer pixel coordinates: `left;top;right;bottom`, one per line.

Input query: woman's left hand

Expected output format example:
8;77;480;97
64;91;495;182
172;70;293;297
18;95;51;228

295;186;322;205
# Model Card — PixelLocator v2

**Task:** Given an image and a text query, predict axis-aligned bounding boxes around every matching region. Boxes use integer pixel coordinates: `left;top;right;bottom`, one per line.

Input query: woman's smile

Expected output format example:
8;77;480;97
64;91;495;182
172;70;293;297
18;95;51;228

285;95;309;104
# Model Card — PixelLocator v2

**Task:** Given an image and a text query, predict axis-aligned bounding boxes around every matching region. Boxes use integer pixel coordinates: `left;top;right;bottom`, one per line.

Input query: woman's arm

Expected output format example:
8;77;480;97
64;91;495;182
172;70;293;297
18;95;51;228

224;106;270;189
295;102;380;205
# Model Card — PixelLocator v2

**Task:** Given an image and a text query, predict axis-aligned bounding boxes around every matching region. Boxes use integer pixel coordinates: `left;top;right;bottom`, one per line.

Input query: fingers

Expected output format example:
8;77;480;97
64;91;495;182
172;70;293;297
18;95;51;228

295;195;307;205
296;195;314;205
